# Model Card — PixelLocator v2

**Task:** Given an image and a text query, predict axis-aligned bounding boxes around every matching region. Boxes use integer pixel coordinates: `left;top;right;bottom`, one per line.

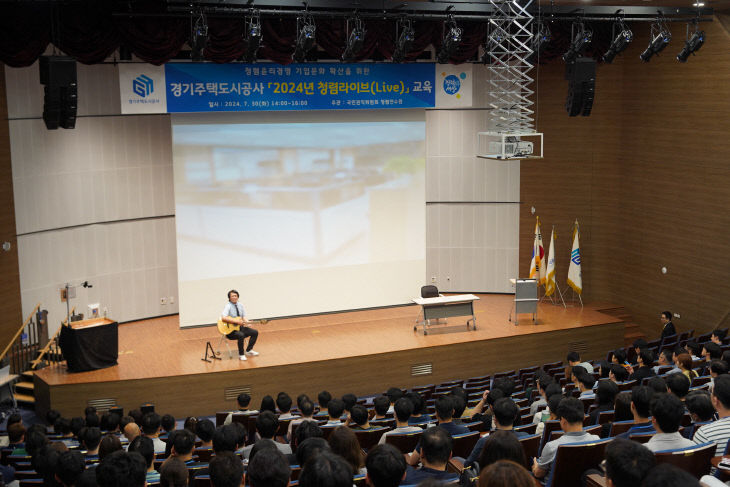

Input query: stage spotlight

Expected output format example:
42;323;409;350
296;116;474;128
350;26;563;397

562;21;592;63
436;16;462;64
392;18;414;63
603;15;633;63
342;16;365;62
244;10;263;63
677;22;705;62
293;13;316;63
190;10;208;62
527;21;551;64
640;18;671;62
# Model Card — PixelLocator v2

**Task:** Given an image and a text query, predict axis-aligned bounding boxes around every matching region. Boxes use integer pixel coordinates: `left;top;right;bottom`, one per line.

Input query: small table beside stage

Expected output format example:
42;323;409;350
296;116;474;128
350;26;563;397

412;294;480;335
59;317;119;373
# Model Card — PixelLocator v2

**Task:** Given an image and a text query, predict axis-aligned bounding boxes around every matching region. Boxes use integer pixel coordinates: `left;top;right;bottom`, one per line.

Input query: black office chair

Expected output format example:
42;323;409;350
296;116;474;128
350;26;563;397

421;285;439;298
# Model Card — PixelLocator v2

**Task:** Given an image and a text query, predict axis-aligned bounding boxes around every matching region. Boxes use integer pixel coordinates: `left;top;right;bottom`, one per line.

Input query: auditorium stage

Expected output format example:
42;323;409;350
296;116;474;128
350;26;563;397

34;294;626;418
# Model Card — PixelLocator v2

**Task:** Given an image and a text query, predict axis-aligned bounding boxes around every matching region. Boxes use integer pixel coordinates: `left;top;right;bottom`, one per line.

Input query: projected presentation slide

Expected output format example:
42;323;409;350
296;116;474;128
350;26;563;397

173;113;425;326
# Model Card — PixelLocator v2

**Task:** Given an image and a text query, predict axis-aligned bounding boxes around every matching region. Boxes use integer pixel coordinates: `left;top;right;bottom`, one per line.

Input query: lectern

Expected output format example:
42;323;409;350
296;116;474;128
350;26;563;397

59;317;118;372
510;279;538;324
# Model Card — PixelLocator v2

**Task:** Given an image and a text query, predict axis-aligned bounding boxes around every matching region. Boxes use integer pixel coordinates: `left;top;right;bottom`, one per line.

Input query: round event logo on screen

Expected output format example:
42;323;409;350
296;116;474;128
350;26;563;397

443;74;461;95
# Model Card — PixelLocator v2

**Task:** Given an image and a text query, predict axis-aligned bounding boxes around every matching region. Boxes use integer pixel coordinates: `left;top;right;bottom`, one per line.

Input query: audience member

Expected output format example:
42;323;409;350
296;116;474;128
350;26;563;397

349;404;374;430
326;399;346;425
647;376;667;394
532;397;599;479
341;393;358;414
609;364;629;383
604;438;655;487
463;398;527;468
290;421;324;461
315;390;332;418
533;384;562;425
567;351;594;374
372;396;390;421
260;395;276;413
405;392;431;424
475;430;526;470
647;464;702;487
365;444;406;487
123;422;140;445
677;352;698;380
140;413;166;452
196;418;216;448
659;311;676;339
478;460;534;487
160;414;176;434
628;349;656;382
577;373;596;399
403;426;458;485
96;450;147;487
298;451;353;487
329;426;365;475
686;390;715;424
208;451;244;487
213;424;240;454
645;393;694;451
653;349;675;374
590;380;618;424
295;437;330;467
378;397;421;445
277;392;298;420
98;434;123;461
529;372;555;416
536;394;563;437
56;450;86;487
248;445;290;487
386;387;404;413
693;374;730;455
128;435;159;484
616;386;655;438
242;411;291;459
288;398;317;439
665;372;691;400
712;329;728;345
159;456;188;487
703;343;723;362
685;342;702;361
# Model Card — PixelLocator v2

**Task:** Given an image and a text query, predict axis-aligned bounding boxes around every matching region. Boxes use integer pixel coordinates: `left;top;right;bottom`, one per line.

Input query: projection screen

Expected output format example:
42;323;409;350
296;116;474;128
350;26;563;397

172;111;426;327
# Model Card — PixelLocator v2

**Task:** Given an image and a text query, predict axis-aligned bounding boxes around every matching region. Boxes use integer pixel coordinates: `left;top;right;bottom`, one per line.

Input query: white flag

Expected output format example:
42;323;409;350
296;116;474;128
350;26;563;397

545;229;556;297
567;221;582;295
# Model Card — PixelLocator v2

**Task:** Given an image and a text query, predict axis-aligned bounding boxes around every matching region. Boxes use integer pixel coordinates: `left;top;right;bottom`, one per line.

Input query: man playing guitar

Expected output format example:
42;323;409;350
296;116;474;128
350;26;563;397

221;290;259;361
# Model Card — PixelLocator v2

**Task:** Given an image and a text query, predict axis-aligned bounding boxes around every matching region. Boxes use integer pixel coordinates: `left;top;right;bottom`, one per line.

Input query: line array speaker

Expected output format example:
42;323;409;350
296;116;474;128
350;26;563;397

39;56;77;130
565;57;596;117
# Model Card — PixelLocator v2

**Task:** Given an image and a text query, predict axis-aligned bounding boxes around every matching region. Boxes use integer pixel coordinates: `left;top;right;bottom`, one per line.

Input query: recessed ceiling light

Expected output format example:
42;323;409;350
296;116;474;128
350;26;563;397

693;2;705;6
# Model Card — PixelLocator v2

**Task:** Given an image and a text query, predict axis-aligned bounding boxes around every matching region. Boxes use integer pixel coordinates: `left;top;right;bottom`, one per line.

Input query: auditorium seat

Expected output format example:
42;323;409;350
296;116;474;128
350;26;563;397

354;427;391;451
597;410;615;425
608;420;635;437
544;438;611;487
450;431;480;459
628;432;654;444
18;480;43;487
385;430;422;454
518;434;541;469
654;442;714;478
215;411;229;427
514;423;538;436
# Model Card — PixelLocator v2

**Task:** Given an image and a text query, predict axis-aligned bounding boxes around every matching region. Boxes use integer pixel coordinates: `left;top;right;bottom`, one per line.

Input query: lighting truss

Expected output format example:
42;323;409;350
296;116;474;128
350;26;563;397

484;0;536;134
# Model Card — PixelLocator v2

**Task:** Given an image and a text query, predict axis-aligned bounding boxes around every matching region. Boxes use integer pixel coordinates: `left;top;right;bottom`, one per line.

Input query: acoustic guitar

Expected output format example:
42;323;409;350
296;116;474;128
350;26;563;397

217;317;269;336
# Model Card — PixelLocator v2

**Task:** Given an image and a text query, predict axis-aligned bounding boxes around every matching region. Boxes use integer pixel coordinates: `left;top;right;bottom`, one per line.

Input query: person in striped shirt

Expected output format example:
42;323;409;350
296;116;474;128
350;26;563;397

693;374;730;455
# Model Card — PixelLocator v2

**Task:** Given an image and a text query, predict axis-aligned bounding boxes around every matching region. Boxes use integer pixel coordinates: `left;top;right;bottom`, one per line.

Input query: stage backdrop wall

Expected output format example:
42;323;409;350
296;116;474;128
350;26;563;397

5;62;178;336
4;60;520;332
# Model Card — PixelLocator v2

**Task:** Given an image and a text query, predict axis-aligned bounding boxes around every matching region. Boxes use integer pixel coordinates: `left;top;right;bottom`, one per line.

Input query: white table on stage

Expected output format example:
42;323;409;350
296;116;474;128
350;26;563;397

412;294;480;335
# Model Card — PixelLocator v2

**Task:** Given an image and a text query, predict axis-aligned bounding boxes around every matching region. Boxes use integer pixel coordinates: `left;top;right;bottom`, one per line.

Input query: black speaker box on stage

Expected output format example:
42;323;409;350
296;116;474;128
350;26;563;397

39;56;77;130
565;57;596;117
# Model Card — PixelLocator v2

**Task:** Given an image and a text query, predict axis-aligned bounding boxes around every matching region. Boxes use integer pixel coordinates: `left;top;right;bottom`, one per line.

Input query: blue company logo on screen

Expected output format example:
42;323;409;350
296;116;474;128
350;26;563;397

571;248;581;265
133;74;154;98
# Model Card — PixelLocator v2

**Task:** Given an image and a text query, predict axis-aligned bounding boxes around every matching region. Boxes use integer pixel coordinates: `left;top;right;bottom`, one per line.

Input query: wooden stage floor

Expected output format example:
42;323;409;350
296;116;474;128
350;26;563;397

35;295;625;418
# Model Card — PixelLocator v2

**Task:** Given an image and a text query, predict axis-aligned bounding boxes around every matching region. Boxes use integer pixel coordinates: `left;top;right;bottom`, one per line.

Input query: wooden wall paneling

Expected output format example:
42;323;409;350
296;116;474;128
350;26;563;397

0;67;23;352
521;18;730;338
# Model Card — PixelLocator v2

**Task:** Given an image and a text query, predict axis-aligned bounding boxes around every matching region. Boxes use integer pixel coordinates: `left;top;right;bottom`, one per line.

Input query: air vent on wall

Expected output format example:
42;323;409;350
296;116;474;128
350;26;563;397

567;341;589;355
88;398;116;412
411;363;433;376
225;385;252;401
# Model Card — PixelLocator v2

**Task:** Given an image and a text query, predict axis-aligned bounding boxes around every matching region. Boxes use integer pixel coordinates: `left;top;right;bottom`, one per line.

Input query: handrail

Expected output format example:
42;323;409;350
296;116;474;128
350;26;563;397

30;306;74;370
0;303;40;363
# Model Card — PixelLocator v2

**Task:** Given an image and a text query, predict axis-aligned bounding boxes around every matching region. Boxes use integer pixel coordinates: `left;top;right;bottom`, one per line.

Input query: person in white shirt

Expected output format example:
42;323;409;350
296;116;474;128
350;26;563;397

645;393;694;452
220;289;259;361
287;399;317;440
276;393;299;420
379;398;422;445
224;392;259;426
567;351;594;374
532;397;599;479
